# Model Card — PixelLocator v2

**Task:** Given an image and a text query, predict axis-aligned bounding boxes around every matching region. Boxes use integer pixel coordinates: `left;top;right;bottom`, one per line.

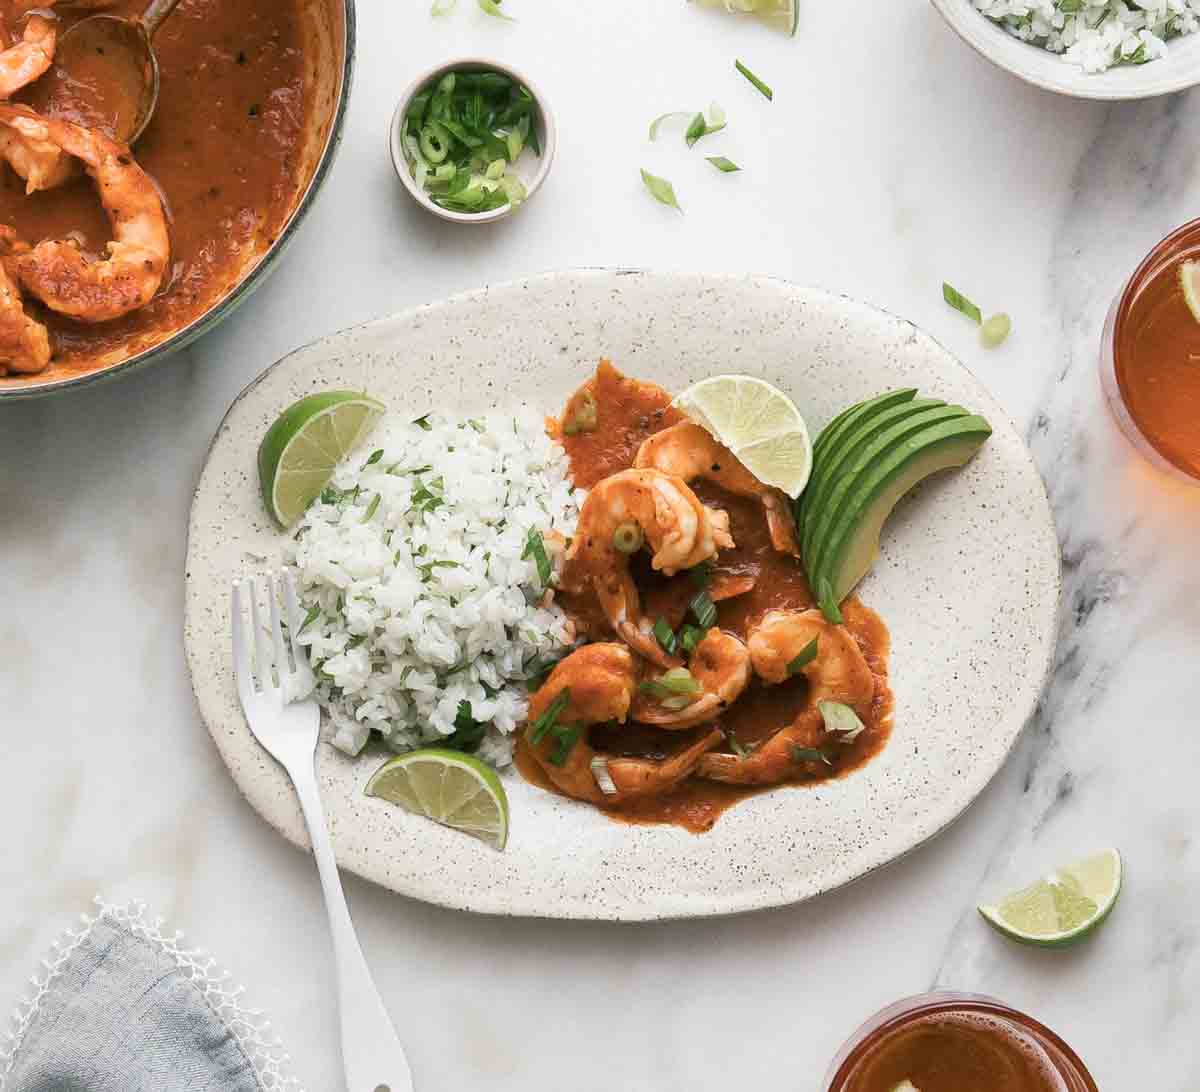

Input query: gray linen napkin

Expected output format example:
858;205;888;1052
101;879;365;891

1;901;302;1092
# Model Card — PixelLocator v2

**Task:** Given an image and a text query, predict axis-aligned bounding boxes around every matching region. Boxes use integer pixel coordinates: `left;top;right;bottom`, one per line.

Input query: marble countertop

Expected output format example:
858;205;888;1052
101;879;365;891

3;3;1198;1089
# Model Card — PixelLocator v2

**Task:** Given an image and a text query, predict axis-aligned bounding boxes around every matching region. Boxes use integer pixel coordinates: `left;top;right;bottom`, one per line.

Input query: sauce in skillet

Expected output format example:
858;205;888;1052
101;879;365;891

5;0;308;375
518;361;894;833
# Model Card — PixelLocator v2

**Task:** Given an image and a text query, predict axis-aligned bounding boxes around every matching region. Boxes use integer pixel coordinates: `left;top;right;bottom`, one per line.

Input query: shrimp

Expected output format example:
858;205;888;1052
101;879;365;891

0;105;168;321
565;468;733;668
631;629;751;730
0;231;48;373
696;609;875;785
525;643;722;806
635;420;800;556
0;14;54;99
0;105;72;192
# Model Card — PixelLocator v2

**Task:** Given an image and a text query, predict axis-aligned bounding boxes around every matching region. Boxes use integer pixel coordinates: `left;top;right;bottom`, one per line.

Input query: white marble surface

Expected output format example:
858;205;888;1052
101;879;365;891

2;3;1199;1089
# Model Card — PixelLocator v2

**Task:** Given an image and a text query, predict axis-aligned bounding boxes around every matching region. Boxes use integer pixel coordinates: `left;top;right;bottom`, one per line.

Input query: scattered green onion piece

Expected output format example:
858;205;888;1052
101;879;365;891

433;162;456;182
521;528;553;588
818;700;866;743
735;59;773;100
364;449;384;466
685;102;726;148
816;576;843;625
431;0;457;13
690;590;717;629
444;700;486;753
413;414;432;430
787;636;819;676
942;282;982;325
660;695;693;711
419;124;450;163
707;156;740;173
549;725;581;766
298;605;321;634
485;158;506;181
562;389;598;435
689;561;712;589
641;168;683;213
680;624;706;654
505;126;524;162
981;313;1012;349
477;0;515;19
590;755;618;795
653;617;678;655
792;745;833;767
649;110;692;141
612;522;644;555
361;493;381;523
639;668;701;699
528;688;570;745
727;730;748;759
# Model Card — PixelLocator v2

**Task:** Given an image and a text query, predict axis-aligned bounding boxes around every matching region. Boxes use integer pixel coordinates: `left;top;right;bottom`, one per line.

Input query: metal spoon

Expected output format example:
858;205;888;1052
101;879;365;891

52;0;183;144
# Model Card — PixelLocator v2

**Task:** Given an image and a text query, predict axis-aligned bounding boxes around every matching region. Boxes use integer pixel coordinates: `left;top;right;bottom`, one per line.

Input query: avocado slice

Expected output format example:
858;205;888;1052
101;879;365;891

800;395;949;561
805;403;973;580
796;389;917;544
810;415;993;622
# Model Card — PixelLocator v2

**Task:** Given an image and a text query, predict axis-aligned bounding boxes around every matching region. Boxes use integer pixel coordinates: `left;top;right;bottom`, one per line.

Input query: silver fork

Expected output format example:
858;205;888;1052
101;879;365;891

231;571;414;1092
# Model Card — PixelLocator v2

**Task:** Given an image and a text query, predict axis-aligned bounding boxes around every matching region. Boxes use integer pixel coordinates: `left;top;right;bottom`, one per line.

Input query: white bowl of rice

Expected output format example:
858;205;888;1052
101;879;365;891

932;0;1200;99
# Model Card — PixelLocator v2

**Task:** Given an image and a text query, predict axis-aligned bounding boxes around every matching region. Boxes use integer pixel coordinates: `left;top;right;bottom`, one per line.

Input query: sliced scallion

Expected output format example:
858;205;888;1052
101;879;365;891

431;0;457;14
549;724;581;766
591;755;618;795
413;413;432;430
981;312;1012;349
641;168;682;213
792;745;833;767
735;59;773;100
727;730;748;758
706;156;740;173
653;617;678;655
649;110;693;141
298;604;321;634
361;493;381;523
818;700;866;743
477;0;515;19
364;449;384;466
787;636;819;676
690;590;717;630
528;687;570;745
680;624;706;654
562;389;598;435
522;527;553;587
639;668;701;700
685;103;726;148
612;522;644;555
942;282;982;325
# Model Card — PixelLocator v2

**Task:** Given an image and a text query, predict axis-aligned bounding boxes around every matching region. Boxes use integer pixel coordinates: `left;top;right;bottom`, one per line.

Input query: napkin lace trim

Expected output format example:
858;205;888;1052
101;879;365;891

1;899;303;1092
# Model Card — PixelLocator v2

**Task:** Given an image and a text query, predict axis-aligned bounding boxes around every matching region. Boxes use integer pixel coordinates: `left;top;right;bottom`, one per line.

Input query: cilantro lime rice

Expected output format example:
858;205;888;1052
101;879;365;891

285;408;581;764
974;0;1200;73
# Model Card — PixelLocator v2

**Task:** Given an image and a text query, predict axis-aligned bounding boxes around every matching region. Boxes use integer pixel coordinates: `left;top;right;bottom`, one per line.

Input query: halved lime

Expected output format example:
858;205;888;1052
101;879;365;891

1179;259;1200;324
693;0;798;36
365;748;509;850
979;849;1122;948
673;374;812;497
257;392;385;527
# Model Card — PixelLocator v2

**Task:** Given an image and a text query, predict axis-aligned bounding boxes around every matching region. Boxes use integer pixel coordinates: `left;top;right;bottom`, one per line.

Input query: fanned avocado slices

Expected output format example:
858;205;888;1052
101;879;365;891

797;393;992;624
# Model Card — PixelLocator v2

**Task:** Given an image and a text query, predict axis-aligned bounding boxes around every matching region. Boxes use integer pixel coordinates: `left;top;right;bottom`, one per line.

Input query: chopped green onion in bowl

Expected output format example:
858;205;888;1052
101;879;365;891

395;63;549;219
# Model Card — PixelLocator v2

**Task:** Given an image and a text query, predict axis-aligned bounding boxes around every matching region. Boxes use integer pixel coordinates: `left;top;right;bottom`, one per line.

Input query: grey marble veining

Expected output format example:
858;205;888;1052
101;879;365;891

3;3;1199;1089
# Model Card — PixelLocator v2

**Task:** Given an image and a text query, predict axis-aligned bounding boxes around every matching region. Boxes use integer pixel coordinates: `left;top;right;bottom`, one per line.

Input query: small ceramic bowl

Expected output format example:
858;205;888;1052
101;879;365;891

931;0;1200;100
389;57;557;224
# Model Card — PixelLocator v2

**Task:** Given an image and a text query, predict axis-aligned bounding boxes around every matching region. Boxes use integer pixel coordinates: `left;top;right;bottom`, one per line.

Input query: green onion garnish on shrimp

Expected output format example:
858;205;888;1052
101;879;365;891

402;67;540;214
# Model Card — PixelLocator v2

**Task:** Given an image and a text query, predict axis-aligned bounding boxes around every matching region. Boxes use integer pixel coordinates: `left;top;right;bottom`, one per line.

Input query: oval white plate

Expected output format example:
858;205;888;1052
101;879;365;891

185;270;1059;921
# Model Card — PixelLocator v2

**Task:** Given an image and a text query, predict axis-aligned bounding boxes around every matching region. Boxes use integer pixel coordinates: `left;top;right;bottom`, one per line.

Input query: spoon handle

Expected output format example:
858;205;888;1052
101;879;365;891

141;0;183;38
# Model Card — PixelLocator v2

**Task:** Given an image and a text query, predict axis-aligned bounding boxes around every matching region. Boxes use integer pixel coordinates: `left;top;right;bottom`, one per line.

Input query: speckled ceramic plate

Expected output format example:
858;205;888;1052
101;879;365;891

185;270;1060;921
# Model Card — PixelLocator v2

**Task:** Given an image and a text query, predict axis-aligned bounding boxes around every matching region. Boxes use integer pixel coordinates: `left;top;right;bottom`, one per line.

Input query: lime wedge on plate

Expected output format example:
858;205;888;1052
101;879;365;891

673;374;812;497
258;391;385;527
693;0;798;36
366;749;509;850
1179;259;1200;324
979;849;1122;948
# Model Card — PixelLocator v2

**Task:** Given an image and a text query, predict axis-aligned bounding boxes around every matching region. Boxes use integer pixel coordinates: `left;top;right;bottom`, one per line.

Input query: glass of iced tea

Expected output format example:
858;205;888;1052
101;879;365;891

1101;217;1200;482
823;993;1098;1092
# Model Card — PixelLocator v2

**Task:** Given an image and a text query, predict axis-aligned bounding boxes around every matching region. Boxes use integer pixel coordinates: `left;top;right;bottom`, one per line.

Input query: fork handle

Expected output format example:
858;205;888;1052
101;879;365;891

291;765;415;1092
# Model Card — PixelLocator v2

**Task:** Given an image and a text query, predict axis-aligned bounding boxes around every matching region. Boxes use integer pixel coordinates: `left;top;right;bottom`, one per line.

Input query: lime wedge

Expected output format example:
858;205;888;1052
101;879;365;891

257;391;385;527
673;374;812;497
365;748;509;850
693;0;798;36
979;849;1122;948
1179;259;1200;324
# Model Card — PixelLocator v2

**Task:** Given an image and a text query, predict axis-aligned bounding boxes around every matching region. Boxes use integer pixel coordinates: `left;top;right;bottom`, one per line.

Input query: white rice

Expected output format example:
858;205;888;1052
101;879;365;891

285;407;581;766
974;0;1200;73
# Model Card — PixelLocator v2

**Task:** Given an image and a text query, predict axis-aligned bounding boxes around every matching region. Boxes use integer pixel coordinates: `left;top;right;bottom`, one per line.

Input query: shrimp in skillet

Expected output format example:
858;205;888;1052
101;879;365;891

697;608;874;785
635;420;799;556
565;468;733;669
525;643;722;806
0;231;48;374
0;105;168;321
0;14;55;99
631;629;751;730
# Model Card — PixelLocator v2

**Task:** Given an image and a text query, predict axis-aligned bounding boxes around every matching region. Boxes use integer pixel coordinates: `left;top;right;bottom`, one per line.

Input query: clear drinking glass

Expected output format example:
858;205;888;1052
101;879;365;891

823;992;1098;1092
